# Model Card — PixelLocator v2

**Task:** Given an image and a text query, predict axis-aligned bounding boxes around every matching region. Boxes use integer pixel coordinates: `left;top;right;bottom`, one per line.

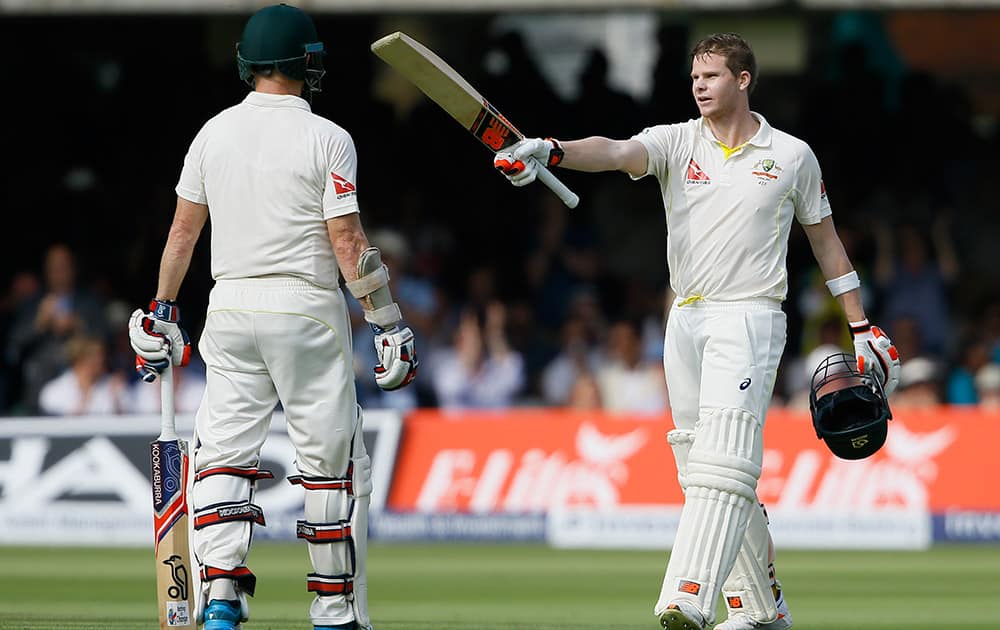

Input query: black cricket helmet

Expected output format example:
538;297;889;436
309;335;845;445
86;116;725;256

236;3;326;92
809;352;892;460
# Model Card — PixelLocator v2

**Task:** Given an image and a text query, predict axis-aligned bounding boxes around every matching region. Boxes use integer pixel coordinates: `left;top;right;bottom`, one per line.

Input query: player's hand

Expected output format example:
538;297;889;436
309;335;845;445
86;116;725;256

129;300;191;382
372;325;418;391
495;138;564;187
851;319;900;395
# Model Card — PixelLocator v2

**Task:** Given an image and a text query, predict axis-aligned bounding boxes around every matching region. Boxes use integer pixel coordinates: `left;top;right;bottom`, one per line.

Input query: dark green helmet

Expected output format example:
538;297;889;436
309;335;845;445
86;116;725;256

236;3;326;93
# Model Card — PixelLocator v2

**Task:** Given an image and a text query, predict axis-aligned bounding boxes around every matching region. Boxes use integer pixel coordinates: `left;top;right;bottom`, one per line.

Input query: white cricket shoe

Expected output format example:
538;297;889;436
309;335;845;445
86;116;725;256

713;588;793;630
658;600;707;630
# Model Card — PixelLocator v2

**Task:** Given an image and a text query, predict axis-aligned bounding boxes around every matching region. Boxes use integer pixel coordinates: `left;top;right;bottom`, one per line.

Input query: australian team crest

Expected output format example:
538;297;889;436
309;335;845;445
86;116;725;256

751;158;782;184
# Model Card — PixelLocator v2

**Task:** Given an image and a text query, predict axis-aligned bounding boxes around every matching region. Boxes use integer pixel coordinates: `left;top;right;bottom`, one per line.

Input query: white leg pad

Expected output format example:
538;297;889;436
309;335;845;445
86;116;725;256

722;502;779;623
655;408;762;625
302;409;374;629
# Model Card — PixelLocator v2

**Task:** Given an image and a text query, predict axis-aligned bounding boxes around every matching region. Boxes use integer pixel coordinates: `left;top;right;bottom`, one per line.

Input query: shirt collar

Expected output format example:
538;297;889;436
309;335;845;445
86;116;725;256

698;111;773;148
243;91;312;112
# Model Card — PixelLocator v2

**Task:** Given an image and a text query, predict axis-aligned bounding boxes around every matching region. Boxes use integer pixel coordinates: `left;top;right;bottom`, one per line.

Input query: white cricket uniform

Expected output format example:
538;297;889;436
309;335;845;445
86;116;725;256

176;92;368;626
633;114;831;623
631;112;831;426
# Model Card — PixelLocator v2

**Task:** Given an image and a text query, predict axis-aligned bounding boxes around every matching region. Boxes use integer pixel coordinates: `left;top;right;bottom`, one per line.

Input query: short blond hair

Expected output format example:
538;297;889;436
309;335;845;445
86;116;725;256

691;33;758;94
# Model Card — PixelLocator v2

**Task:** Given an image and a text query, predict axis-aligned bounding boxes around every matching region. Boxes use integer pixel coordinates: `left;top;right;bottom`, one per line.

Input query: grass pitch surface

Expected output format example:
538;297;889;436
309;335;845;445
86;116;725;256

0;543;996;629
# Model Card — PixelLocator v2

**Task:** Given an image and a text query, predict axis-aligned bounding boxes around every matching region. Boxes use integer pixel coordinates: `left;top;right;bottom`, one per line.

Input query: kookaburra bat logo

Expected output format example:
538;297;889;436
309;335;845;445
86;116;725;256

163;555;189;600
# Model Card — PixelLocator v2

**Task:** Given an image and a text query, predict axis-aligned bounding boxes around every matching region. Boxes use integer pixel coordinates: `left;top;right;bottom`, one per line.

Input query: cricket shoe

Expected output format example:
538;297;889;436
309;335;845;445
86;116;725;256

314;625;357;630
713;589;793;630
204;599;242;630
658;600;707;630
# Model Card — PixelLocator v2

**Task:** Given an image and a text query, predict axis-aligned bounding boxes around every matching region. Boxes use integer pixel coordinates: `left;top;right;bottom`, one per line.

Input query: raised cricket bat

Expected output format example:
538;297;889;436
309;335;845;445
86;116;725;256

371;31;579;208
151;366;196;629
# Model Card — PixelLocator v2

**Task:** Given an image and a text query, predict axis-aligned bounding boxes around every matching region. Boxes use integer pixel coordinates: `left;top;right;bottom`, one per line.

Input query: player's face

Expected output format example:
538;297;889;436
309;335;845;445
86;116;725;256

690;53;745;119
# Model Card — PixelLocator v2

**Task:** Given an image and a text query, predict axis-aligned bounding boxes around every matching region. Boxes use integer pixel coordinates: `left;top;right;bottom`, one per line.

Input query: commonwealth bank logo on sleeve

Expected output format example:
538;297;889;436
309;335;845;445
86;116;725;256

685;159;711;185
330;172;357;198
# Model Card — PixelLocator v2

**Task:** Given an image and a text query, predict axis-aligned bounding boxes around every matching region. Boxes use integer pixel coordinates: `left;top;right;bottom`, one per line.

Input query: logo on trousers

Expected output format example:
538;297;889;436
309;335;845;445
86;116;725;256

739;378;751;390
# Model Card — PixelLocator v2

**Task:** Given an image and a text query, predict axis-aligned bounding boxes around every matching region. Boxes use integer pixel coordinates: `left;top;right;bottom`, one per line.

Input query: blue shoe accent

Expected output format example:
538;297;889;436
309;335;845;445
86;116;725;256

204;599;241;630
314;624;355;630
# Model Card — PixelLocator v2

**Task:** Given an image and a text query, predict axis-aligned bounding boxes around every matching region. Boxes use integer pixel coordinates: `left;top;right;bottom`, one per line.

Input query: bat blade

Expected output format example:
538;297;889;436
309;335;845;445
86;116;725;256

152;367;196;629
372;31;579;208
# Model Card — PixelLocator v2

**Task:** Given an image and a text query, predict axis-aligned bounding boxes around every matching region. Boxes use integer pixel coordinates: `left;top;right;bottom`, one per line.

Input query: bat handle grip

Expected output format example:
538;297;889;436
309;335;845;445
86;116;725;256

160;364;177;440
531;159;579;208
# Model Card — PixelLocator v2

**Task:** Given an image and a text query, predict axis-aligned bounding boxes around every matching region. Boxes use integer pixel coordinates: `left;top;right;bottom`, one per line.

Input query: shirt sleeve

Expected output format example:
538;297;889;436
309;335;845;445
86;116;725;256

175;127;208;205
794;145;832;225
322;129;361;219
629;123;686;182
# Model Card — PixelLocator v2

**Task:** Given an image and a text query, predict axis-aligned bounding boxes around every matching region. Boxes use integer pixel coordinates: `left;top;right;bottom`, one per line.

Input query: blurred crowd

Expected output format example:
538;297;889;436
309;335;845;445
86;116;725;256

2;12;998;417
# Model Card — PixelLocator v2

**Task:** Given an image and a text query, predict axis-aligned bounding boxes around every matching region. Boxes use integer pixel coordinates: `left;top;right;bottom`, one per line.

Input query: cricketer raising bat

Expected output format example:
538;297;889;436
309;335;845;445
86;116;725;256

151;365;196;629
371;31;579;208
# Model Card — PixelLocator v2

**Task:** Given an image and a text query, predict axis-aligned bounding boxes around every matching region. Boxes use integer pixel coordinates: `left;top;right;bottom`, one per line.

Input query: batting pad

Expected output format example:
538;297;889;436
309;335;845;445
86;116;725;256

722;502;779;624
655;408;762;624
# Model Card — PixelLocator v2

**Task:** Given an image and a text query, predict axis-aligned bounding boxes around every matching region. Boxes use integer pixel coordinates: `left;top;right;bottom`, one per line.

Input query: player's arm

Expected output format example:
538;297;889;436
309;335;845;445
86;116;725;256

803;216;900;393
328;212;418;390
129;197;206;381
156;197;208;300
495;137;648;185
801;217;864;322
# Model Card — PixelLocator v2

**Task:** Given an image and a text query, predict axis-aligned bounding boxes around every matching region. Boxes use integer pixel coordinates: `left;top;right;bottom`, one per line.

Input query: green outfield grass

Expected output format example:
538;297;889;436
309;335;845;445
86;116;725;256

0;543;997;629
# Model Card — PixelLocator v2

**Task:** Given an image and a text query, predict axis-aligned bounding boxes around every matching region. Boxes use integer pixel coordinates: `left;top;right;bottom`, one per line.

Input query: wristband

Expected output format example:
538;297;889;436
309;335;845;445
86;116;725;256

849;318;871;335
545;138;564;167
149;299;180;322
825;270;860;297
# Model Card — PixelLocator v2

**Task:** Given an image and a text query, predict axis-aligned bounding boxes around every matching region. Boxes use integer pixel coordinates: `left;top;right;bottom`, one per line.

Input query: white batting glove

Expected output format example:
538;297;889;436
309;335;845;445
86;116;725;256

372;325;418;391
128;308;171;382
851;319;901;395
494;138;564;187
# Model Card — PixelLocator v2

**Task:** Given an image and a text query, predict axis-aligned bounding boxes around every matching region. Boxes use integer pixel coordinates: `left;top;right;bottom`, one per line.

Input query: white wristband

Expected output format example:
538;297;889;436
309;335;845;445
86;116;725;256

825;270;860;297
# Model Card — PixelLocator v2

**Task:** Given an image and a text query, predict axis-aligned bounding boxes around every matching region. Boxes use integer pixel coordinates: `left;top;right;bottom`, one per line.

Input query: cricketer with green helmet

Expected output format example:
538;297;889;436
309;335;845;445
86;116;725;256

236;3;326;97
128;4;417;630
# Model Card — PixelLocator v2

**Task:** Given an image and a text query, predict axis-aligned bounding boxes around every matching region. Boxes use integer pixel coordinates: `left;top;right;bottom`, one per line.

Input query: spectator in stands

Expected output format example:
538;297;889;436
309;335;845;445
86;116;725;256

6;244;108;414
594;317;668;414
38;335;124;415
946;337;992;405
874;216;958;358
566;372;603;410
891;356;943;408
540;314;603;406
974;363;1000;409
430;302;524;409
0;270;41;413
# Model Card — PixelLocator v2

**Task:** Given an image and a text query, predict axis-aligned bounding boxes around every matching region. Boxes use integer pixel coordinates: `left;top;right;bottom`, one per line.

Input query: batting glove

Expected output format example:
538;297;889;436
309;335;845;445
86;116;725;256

372;324;418;391
494;137;563;187
128;300;191;382
851;319;901;395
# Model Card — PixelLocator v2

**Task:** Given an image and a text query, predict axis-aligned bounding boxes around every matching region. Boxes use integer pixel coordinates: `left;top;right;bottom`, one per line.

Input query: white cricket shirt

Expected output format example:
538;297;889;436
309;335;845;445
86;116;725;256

176;92;360;289
632;113;831;302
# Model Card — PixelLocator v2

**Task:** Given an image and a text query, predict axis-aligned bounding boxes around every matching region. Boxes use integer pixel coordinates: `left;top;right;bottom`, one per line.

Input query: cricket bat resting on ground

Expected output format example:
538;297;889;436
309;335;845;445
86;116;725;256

371;31;579;209
151;366;196;629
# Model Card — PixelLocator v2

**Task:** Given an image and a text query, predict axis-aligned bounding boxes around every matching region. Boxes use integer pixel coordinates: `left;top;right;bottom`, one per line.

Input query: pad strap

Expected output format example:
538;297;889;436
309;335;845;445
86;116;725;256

195;466;274;483
288;467;354;495
194;501;266;529
201;565;257;597
296;520;353;543
307;573;354;596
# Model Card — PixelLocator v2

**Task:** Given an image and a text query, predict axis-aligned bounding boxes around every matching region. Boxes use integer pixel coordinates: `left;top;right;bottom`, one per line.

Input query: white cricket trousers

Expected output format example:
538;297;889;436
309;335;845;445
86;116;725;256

192;276;358;565
663;297;786;429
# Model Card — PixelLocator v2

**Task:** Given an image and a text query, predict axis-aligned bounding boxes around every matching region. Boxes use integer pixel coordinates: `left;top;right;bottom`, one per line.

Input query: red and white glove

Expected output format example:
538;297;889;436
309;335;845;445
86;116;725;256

850;319;901;395
494;137;564;187
128;299;191;382
372;324;418;391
